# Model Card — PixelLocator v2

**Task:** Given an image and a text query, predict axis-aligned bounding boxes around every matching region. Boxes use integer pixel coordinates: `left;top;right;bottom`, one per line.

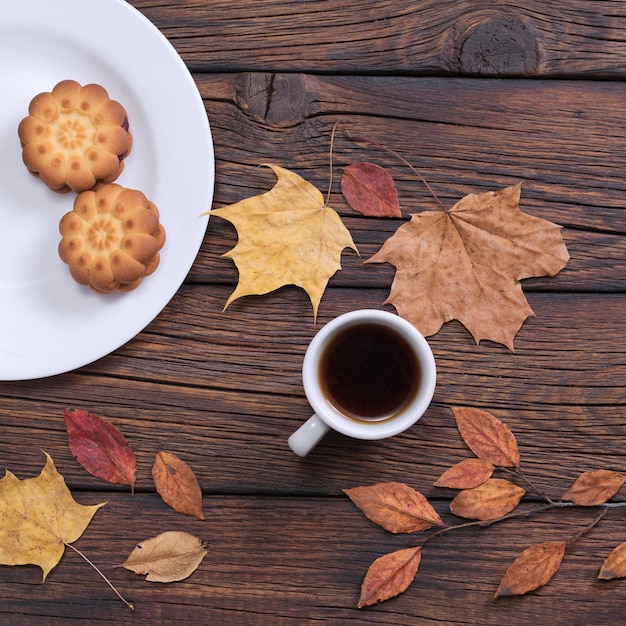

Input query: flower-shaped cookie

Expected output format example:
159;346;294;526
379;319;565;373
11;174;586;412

18;80;132;193
58;183;166;293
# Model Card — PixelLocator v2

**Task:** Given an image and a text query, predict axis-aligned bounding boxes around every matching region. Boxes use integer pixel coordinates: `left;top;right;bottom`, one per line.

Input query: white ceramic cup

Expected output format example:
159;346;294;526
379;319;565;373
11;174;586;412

288;309;436;457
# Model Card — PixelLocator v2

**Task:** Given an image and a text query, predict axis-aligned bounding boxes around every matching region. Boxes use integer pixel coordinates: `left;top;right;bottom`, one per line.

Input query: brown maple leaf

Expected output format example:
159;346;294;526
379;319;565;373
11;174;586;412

206;164;358;320
366;183;569;350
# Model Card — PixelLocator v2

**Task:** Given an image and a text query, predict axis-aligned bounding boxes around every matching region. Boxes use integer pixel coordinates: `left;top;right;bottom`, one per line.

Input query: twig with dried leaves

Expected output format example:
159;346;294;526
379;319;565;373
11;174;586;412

344;407;626;608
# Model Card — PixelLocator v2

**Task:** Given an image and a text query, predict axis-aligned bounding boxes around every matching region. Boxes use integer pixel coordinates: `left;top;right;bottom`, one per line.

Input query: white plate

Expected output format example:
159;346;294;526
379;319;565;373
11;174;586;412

0;0;214;380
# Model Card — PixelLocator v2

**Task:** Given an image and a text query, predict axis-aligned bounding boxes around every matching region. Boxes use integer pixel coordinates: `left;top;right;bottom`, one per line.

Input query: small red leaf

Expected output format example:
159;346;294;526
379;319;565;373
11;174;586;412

449;479;525;521
358;547;422;608
495;541;566;597
341;162;402;217
64;408;137;492
599;542;626;580
561;469;625;506
434;458;494;489
344;482;443;533
452;407;520;468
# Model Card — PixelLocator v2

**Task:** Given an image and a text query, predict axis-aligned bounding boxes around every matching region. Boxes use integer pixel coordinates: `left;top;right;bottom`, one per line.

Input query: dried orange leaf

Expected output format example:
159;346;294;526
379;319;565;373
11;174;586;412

206;164;358;320
452;407;520;468
495;541;566;597
598;542;626;580
344;482;443;533
64;408;137;492
152;451;204;520
0;453;105;580
561;469;625;506
366;183;569;350
122;531;207;583
449;478;525;521
341;162;402;217
434;458;494;489
358;547;422;608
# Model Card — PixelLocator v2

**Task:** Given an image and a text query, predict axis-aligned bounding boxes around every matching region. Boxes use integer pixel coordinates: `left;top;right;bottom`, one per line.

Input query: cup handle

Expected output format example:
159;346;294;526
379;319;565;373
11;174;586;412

288;414;331;457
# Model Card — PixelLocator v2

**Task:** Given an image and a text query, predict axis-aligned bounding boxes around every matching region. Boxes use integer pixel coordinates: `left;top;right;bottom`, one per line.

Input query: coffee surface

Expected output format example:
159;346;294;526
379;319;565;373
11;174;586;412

319;323;420;421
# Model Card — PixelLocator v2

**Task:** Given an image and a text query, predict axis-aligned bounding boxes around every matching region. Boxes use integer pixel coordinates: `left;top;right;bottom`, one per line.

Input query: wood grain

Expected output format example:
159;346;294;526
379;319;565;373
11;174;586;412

3;0;626;622
131;0;626;77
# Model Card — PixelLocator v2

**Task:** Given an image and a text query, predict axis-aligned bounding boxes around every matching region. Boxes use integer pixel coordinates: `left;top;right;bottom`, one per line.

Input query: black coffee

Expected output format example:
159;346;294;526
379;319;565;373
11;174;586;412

319;322;420;421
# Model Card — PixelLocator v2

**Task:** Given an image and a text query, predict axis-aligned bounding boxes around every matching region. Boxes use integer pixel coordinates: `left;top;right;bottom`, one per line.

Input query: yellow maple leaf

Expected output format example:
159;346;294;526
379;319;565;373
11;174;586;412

0;453;106;580
207;164;358;319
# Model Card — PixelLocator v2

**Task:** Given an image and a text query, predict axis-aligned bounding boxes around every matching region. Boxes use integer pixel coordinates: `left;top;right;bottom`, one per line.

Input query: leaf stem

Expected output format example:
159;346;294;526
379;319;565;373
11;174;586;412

501;466;556;505
566;507;608;548
64;542;134;610
414;501;573;546
326;120;340;207
344;129;448;212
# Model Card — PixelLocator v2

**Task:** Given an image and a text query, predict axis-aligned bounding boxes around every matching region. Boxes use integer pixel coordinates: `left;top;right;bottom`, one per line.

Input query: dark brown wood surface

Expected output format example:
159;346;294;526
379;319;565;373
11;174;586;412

3;1;626;623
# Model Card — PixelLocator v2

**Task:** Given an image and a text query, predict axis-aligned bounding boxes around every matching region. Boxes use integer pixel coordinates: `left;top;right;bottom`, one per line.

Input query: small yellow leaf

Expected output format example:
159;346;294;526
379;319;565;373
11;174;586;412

358;547;422;608
449;478;525;521
495;541;566;597
207;164;358;320
599;542;626;580
344;482;443;533
561;469;625;506
0;453;105;580
434;458;494;489
122;531;207;583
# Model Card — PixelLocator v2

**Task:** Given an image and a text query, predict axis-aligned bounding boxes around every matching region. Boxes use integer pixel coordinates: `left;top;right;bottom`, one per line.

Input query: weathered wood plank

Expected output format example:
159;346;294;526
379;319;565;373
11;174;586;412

130;0;626;78
5;2;626;623
1;288;625;496
198;74;626;223
0;493;623;625
174;73;626;291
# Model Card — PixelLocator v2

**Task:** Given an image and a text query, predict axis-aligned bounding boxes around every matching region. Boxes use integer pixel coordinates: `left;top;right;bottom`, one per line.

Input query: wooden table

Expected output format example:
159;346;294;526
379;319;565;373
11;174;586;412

3;1;626;623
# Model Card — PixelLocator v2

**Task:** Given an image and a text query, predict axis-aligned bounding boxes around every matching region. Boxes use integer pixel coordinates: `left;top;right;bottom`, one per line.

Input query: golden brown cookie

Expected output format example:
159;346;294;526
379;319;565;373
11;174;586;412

58;183;166;293
18;80;132;193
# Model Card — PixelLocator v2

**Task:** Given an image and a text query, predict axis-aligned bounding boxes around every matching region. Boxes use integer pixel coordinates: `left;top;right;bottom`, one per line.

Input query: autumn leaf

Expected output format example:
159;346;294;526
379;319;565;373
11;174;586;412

64;408;137;492
452;407;520;468
0;453;105;580
561;469;625;506
366;183;569;350
341;162;401;217
344;482;443;533
152;451;204;520
495;541;566;597
434;458;494;489
598;542;626;580
358;547;422;608
206;164;358;320
449;478;525;521
122;531;207;583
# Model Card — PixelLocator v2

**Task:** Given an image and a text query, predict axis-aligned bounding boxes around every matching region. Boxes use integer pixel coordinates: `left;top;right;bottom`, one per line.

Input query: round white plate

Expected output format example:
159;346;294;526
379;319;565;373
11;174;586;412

0;0;214;380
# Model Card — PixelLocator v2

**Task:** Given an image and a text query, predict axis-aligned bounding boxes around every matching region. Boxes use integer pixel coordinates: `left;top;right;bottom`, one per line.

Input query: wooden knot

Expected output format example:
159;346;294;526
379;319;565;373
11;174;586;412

236;73;307;127
449;13;540;76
